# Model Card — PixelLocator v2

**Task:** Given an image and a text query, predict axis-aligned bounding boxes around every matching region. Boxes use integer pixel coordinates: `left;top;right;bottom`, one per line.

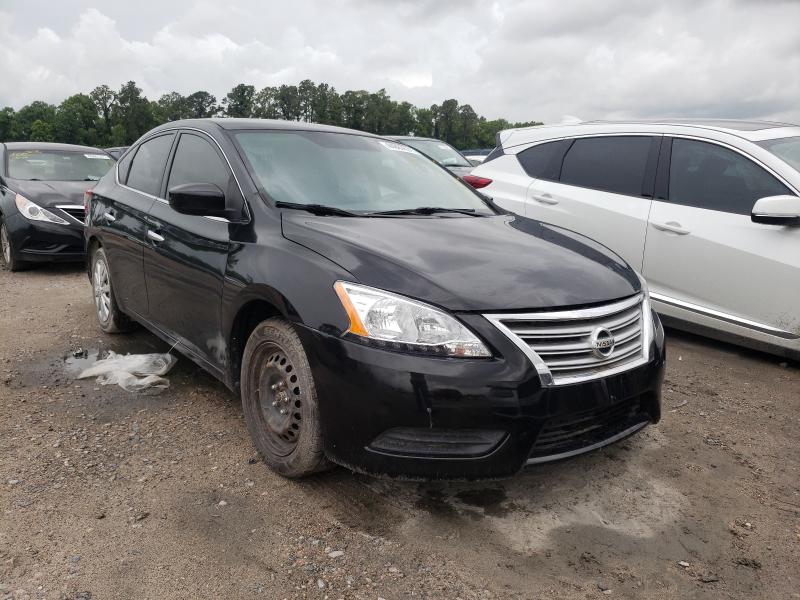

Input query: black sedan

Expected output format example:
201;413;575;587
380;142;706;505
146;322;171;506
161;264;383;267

85;119;665;479
0;142;115;270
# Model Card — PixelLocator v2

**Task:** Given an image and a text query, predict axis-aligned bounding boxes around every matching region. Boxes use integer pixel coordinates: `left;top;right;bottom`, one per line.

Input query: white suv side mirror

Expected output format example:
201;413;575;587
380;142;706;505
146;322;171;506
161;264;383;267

751;195;800;226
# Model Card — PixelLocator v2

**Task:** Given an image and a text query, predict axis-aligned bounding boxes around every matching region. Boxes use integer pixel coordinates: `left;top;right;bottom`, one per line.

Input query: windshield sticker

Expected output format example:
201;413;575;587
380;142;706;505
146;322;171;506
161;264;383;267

438;144;450;150
379;141;421;155
85;154;111;160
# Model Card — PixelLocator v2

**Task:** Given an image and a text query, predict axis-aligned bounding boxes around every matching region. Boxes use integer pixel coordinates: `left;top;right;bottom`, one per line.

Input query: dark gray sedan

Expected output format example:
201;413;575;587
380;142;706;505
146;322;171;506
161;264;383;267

389;136;474;178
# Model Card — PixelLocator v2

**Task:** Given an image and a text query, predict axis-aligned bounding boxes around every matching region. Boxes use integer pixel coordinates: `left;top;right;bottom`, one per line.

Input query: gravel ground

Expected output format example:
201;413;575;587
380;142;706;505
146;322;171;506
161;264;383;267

1;264;799;600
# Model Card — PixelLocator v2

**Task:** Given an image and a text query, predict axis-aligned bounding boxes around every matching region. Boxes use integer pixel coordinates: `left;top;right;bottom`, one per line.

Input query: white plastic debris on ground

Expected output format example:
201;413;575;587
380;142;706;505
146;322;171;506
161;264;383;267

77;352;177;392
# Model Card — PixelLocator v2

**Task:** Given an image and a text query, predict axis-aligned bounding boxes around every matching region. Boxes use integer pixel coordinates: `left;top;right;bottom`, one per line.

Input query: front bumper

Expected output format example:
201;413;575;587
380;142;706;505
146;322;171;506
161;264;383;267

297;310;665;479
4;211;85;263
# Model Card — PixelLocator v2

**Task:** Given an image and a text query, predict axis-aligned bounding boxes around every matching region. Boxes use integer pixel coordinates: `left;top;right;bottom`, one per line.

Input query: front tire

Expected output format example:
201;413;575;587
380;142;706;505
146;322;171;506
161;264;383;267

0;219;29;272
90;247;134;333
241;318;330;478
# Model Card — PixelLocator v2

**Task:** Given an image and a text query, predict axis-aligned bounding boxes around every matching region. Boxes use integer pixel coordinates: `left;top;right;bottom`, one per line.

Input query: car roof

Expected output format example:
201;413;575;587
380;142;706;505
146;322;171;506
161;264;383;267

498;118;800;148
148;118;381;138
4;141;109;153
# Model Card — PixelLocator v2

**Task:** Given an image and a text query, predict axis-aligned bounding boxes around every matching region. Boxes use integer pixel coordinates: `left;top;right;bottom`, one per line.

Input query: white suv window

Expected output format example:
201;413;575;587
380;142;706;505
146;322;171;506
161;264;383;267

559;136;654;197
669;138;791;215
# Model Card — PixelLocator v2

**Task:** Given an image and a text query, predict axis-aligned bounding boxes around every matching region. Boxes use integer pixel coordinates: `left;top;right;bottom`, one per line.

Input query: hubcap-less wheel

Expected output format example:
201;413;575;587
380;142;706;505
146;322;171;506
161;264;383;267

0;224;11;265
257;346;304;456
93;258;111;323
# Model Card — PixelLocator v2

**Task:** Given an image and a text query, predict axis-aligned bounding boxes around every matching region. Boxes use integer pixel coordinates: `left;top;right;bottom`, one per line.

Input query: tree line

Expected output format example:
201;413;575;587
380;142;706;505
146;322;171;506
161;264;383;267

0;80;541;150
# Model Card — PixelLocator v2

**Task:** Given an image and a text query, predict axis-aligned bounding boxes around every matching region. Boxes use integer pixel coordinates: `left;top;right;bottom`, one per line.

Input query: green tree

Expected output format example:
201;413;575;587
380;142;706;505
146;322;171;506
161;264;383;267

185;91;217;118
54;94;99;145
110;81;156;144
30;119;54;142
90;85;116;144
297;79;317;122
252;86;280;119
341;90;369;130
155;92;189;122
276;85;300;121
413;107;434;138
222;84;255;118
0;107;15;141
14;101;57;141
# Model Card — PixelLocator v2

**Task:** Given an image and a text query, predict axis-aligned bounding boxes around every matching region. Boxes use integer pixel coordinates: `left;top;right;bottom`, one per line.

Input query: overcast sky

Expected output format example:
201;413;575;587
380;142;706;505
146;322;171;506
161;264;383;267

1;0;798;124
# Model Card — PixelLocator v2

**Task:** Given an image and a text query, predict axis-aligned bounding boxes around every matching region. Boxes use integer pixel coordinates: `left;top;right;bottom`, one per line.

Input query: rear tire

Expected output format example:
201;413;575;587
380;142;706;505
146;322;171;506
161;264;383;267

0;219;29;272
241;318;330;478
90;246;134;333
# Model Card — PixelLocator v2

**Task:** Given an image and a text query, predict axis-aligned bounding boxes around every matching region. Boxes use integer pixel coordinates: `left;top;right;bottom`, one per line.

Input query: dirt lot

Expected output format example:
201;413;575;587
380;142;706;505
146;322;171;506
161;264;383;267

1;264;798;600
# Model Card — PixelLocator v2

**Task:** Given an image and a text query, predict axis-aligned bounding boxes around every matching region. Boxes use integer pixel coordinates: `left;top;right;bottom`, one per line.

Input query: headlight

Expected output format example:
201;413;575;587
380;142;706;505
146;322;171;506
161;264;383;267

636;272;655;359
334;281;491;358
15;193;69;225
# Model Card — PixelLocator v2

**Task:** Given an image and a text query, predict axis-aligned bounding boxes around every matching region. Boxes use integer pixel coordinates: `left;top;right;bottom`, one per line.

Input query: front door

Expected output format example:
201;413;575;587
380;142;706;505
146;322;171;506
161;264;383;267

643;136;800;340
142;131;239;372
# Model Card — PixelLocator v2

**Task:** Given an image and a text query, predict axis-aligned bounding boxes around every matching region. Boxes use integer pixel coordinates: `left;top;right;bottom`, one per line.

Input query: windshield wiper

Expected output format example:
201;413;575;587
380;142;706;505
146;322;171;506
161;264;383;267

275;201;359;217
369;207;481;217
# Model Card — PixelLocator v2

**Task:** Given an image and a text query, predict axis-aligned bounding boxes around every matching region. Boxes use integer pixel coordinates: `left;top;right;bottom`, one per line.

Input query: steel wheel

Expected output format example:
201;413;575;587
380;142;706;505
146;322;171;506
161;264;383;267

93;258;111;323
256;345;304;456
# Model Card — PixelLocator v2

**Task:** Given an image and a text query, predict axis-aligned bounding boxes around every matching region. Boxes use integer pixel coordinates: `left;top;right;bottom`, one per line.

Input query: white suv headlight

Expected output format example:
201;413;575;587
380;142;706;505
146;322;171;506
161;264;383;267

334;281;491;358
15;193;69;225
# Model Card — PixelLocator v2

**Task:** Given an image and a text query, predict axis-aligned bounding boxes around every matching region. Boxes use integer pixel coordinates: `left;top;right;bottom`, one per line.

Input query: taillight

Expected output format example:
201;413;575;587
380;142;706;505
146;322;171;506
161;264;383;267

83;189;93;213
463;174;492;189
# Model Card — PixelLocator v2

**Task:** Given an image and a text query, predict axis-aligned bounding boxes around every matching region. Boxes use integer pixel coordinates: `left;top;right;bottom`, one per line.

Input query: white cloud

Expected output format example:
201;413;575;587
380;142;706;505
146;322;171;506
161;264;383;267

0;0;798;124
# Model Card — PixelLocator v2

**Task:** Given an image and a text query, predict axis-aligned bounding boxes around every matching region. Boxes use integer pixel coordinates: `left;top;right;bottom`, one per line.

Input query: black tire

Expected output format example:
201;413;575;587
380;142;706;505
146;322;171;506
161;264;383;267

90;246;135;333
241;318;330;478
0;218;30;272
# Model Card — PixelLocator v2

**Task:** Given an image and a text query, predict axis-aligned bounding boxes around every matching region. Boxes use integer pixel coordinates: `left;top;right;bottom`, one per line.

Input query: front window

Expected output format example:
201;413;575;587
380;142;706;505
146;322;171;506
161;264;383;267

7;150;114;182
234;131;491;214
757;136;800;172
398;138;472;168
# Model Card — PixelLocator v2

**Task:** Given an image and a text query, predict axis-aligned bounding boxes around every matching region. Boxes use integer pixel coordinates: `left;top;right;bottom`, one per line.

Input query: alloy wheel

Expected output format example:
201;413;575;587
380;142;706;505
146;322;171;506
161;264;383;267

93;258;111;322
0;224;10;265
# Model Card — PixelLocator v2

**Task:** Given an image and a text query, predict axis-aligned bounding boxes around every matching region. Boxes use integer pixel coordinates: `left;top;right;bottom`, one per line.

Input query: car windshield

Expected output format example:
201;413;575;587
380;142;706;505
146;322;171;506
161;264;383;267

7;149;114;181
398;138;473;168
757;136;800;172
234;131;491;214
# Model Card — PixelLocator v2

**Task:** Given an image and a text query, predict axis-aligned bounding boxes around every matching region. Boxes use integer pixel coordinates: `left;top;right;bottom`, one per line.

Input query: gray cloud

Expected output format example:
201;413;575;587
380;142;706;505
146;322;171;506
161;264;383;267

0;0;798;124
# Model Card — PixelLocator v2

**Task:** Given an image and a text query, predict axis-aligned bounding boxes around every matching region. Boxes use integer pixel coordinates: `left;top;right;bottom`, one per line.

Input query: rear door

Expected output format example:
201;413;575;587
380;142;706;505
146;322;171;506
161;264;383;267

643;136;800;340
523;135;660;271
96;132;175;317
142;131;238;372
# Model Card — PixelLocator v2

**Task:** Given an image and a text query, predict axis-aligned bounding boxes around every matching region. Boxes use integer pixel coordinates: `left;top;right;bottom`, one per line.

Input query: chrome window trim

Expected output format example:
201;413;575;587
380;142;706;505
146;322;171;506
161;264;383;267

650;292;799;340
483;294;651;387
525;420;648;465
55;204;86;225
114;126;249;224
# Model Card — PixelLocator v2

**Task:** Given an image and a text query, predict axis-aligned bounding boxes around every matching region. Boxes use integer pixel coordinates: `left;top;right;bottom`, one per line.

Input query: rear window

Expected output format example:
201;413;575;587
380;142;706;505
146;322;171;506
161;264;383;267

126;134;175;197
560;136;653;197
516;139;572;180
7;150;114;182
235;131;490;214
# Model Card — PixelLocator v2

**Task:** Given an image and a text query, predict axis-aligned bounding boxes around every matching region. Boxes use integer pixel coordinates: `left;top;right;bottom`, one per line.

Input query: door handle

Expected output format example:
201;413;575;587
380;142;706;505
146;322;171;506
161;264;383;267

651;221;690;235
531;193;559;205
103;211;116;222
147;230;165;243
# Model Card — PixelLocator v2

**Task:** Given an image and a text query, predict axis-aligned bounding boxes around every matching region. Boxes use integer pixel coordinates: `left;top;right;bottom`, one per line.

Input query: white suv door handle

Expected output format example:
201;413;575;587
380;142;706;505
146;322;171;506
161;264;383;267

651;221;690;235
147;230;165;243
531;193;559;205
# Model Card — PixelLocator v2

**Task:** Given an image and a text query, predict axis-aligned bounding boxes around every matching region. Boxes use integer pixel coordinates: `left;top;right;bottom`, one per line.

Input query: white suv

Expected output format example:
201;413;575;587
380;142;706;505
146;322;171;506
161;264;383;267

470;119;800;359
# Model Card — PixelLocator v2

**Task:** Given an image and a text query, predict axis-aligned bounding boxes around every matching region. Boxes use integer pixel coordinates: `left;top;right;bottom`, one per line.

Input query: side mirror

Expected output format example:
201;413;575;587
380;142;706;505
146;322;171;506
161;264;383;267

168;183;229;219
751;195;800;226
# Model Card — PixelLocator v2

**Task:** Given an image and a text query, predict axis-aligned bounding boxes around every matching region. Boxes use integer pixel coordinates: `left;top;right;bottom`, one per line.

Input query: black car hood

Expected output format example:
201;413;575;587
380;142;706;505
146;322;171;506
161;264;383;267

8;179;94;208
282;212;640;312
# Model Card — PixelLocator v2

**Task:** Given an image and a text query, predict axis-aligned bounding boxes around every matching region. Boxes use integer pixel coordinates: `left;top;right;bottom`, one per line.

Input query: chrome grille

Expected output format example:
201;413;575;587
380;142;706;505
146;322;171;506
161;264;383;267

484;294;650;386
